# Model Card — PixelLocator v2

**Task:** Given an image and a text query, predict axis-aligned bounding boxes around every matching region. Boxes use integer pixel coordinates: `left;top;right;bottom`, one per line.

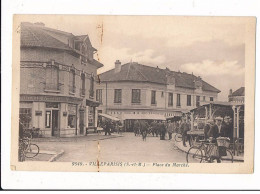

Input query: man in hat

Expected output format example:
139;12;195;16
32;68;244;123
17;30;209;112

208;116;223;139
223;116;233;140
180;117;190;147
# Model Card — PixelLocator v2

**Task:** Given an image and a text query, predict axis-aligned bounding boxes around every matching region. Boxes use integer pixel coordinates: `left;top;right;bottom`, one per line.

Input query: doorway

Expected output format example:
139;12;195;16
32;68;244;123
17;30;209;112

51;110;59;136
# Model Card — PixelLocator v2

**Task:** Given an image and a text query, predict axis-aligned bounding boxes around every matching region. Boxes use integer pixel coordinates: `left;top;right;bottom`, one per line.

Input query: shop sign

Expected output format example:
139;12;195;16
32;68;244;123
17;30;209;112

20;94;83;104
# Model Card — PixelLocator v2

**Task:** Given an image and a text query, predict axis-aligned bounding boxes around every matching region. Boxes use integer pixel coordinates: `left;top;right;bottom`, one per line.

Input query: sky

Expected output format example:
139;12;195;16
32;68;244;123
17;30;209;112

19;15;246;101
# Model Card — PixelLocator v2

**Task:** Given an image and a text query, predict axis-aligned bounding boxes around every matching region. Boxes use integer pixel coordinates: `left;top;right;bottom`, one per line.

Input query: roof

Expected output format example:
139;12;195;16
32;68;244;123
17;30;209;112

99;63;221;93
191;101;244;111
20;22;101;66
21;23;72;50
231;87;245;96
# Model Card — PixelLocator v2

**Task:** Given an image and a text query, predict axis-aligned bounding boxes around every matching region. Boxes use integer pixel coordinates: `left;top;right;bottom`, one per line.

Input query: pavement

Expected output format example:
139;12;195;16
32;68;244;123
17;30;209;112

172;133;244;162
24;132;244;163
26;133;123;162
28;132;186;163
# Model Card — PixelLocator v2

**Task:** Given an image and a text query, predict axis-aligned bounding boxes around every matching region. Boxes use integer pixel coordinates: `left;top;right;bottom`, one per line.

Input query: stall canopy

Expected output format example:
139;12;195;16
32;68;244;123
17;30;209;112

98;113;120;121
122;114;166;120
166;116;182;121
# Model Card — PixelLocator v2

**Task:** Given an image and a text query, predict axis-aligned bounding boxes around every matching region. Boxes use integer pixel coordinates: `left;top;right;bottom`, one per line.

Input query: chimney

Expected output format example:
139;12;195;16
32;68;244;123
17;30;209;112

114;60;121;73
229;89;233;96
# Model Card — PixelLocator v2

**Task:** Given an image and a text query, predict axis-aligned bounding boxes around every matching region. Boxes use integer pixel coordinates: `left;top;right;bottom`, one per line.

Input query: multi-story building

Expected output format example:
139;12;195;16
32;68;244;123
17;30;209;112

19;22;103;137
96;60;220;130
228;87;245;104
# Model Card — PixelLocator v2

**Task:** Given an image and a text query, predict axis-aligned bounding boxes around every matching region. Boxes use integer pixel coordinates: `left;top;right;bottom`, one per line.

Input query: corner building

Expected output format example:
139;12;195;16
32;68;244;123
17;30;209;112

96;61;220;130
19;22;103;137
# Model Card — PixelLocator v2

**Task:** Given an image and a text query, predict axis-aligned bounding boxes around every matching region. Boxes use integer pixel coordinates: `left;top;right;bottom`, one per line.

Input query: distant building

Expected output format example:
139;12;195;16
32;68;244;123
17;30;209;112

228;87;245;104
96;60;220;129
19;22;103;137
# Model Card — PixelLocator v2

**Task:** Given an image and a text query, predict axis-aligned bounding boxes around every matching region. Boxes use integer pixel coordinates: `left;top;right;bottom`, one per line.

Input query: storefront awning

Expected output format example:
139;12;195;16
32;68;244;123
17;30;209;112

98;113;120;121
122;114;166;120
86;99;100;107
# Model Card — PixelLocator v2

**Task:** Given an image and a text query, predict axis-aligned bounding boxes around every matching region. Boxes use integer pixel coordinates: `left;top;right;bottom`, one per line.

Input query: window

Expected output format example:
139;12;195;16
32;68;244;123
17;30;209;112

114;89;122;103
89;76;94;98
69;69;75;93
81;73;85;96
96;89;102;103
88;107;94;127
187;95;191;106
132;89;141;103
210;97;214;101
168;93;173;107
177;94;181;107
151;90;156;105
68;104;76;128
45;65;59;90
203;96;206;101
19;108;32;128
45;111;51;128
196;96;200;107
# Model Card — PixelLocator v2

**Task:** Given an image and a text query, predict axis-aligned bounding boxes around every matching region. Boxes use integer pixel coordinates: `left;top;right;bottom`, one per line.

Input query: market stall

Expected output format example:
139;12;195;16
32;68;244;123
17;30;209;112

189;101;244;155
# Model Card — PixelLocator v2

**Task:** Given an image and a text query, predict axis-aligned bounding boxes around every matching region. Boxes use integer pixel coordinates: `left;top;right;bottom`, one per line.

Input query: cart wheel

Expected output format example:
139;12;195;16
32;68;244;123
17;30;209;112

175;133;182;142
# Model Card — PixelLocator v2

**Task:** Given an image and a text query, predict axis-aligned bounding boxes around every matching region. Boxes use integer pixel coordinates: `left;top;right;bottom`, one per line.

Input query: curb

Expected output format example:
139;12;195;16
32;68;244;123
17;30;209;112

173;141;244;162
48;149;65;162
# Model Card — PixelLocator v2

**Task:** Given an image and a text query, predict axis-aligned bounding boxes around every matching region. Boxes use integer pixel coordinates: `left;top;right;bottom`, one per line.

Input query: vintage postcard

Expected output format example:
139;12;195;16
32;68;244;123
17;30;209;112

11;15;255;173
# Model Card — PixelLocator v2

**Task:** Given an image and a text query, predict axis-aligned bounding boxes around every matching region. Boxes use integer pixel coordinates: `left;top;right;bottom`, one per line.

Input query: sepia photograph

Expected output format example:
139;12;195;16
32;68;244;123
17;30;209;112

11;15;255;173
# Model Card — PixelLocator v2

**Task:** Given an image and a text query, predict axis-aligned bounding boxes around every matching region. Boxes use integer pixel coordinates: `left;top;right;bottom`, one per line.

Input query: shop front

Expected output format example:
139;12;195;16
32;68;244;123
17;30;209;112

19;94;83;137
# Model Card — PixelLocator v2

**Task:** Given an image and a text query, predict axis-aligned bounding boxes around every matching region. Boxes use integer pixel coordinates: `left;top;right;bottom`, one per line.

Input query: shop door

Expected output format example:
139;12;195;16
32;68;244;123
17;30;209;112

79;110;84;135
52;110;59;136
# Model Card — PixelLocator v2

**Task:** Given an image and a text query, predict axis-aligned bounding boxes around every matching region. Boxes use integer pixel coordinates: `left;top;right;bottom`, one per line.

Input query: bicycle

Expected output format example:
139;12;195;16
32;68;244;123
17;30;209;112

19;131;40;161
186;137;233;163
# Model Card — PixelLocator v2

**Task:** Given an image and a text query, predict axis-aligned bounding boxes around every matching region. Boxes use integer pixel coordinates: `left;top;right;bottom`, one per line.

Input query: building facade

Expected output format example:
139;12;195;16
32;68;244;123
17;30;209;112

19;22;103;137
96;61;220;124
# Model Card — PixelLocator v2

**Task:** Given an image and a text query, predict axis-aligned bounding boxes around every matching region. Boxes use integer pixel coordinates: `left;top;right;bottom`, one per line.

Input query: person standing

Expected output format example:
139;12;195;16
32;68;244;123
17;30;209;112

167;120;173;140
134;120;140;136
140;120;148;141
204;119;214;140
150;120;156;137
105;119;111;136
159;121;166;140
208;117;223;139
180;117;190;147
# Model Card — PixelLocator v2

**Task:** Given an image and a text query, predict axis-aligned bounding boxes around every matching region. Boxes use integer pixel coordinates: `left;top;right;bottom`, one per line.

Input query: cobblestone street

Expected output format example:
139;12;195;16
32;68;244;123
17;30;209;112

31;133;186;163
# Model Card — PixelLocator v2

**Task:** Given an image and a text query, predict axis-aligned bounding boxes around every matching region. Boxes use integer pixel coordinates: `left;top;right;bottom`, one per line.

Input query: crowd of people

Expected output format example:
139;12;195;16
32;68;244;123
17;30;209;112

98;115;236;147
98;119;123;135
132;115;235;146
132;119;190;143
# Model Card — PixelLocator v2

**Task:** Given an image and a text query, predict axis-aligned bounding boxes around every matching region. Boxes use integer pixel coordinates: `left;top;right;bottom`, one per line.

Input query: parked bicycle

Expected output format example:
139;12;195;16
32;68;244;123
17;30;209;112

19;130;40;161
186;137;233;163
